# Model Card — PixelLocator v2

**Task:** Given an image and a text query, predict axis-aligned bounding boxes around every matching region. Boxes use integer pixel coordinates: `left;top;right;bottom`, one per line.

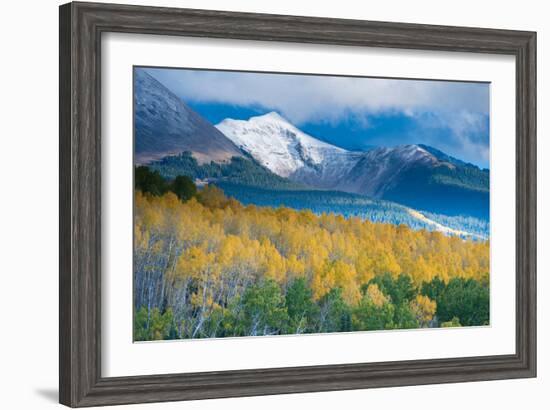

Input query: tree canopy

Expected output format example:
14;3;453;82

133;179;489;340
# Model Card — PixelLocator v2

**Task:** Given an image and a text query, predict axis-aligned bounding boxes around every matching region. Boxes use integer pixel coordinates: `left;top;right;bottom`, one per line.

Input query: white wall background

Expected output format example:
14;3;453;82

0;0;546;409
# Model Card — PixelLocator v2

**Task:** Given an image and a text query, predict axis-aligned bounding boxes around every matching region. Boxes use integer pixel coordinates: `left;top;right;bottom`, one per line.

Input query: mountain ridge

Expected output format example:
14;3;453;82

216;112;489;219
133;70;489;220
134;69;244;164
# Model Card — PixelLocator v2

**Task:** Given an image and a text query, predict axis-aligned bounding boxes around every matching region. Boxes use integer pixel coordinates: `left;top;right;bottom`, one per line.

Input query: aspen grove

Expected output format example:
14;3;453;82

133;172;489;341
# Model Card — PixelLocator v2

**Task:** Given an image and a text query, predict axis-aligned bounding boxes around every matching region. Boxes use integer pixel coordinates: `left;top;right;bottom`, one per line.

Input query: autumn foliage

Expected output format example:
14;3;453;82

134;185;489;340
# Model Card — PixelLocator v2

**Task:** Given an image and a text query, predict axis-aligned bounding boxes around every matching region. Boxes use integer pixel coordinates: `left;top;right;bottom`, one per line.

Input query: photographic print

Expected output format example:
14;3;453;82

133;67;490;341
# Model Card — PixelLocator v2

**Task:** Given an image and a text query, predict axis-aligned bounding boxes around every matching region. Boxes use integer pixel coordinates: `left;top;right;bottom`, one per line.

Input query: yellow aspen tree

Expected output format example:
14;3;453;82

410;295;437;327
365;283;389;307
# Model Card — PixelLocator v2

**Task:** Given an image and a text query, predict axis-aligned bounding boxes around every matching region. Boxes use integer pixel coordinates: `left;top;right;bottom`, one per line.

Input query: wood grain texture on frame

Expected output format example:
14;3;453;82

59;1;536;407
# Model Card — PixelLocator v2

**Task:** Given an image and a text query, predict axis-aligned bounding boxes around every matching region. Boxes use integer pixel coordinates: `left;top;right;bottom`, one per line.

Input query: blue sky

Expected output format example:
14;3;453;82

145;67;490;168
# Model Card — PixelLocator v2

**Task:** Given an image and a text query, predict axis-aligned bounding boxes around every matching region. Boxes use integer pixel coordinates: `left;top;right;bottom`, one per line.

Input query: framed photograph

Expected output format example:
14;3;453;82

59;2;536;407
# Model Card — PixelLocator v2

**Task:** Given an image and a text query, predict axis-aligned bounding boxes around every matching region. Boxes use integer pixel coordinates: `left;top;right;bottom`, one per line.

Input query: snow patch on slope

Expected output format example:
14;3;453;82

407;209;486;240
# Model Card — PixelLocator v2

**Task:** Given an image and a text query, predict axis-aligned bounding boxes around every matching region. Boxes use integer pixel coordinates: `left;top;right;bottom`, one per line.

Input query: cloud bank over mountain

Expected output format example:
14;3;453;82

145;67;490;168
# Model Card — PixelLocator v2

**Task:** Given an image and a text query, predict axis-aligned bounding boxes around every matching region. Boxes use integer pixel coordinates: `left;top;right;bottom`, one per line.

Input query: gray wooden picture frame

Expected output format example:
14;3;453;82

59;1;537;407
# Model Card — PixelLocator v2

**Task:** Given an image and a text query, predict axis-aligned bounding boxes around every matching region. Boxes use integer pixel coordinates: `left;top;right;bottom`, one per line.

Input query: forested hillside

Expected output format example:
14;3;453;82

380;161;489;220
218;183;489;238
150;152;303;190
134;182;490;340
140;161;488;238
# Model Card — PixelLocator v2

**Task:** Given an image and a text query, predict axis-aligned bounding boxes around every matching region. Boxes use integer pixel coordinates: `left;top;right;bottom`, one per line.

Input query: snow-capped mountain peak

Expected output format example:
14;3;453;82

216;112;348;178
249;111;287;123
215;112;488;219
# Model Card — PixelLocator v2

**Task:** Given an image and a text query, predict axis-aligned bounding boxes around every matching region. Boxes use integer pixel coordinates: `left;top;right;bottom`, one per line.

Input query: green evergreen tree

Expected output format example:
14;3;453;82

352;297;395;331
437;278;489;326
170;175;197;201
234;280;289;336
285;278;319;334
135;166;167;196
317;288;352;333
367;273;416;306
393;302;420;329
421;276;446;302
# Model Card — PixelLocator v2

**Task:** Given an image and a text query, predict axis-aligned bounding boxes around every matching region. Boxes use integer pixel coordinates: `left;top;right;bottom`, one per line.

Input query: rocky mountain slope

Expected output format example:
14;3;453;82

134;69;244;164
